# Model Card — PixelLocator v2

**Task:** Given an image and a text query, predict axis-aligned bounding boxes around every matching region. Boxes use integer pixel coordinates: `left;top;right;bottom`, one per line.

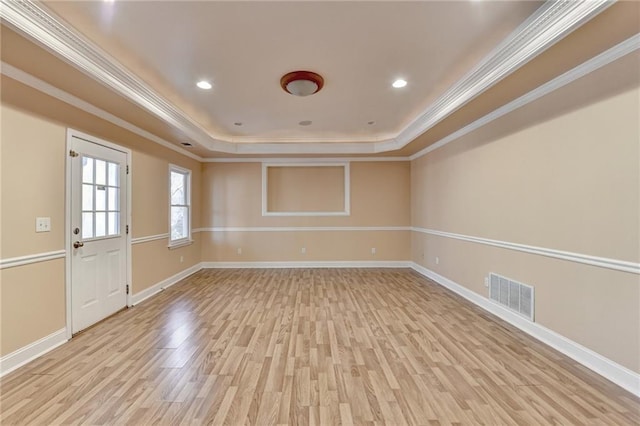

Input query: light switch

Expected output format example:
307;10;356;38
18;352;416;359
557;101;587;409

36;217;51;232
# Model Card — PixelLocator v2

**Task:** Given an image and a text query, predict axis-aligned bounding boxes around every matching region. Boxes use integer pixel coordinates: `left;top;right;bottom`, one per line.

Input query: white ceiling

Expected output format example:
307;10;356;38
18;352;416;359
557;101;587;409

2;1;615;156
43;1;540;142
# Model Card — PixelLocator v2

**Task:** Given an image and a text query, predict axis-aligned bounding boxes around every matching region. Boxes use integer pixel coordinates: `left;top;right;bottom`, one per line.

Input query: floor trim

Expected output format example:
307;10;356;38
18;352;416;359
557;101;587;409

131;263;203;305
0;328;68;378
409;262;640;397
203;261;412;269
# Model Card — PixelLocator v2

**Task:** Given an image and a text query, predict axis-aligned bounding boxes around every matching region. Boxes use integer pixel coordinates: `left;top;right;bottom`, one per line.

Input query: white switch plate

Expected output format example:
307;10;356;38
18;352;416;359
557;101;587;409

371;247;376;255
301;247;306;254
36;217;51;232
435;256;439;265
237;248;242;255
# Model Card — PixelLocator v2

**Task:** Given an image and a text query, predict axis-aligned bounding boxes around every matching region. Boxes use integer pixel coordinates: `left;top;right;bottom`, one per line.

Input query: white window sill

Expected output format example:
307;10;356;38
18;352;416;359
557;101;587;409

167;239;194;250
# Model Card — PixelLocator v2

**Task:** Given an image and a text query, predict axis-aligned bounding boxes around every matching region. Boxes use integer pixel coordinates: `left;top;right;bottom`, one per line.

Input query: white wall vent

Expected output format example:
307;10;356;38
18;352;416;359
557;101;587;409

489;273;535;321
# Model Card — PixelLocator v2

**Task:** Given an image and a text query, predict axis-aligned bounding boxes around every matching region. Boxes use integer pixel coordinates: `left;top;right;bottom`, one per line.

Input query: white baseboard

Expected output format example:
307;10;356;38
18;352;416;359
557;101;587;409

0;328;67;378
131;262;203;305
202;261;412;269
410;262;640;398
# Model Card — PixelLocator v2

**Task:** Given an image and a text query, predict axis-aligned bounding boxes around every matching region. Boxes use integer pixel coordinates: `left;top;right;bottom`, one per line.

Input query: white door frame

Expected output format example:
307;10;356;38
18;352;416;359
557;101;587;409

65;128;132;339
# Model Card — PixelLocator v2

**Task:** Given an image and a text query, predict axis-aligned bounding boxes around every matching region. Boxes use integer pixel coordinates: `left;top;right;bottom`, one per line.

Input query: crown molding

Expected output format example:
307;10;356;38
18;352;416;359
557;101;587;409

0;0;612;155
388;0;615;152
409;34;640;161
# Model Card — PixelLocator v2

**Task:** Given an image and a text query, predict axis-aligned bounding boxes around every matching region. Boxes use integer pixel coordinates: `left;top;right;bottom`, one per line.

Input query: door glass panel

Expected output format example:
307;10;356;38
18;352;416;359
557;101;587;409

82;157;94;183
108;187;119;211
82;184;94;210
95;212;106;237
95;186;107;211
81;156;121;240
108;212;119;236
108;162;119;187
82;212;94;239
95;160;107;185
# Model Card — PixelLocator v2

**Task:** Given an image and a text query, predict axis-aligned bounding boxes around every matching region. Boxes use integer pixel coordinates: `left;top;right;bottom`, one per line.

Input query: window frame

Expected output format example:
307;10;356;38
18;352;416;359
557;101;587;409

168;164;192;248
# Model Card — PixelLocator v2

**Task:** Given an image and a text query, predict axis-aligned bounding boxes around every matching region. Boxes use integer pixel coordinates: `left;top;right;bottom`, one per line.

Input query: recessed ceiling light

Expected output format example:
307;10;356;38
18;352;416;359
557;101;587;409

299;120;312;126
234;122;243;126
196;80;212;90
392;79;407;88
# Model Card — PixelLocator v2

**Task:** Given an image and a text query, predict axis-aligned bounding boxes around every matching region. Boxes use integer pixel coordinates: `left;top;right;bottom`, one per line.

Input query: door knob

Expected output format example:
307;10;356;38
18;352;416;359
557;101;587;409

73;241;84;249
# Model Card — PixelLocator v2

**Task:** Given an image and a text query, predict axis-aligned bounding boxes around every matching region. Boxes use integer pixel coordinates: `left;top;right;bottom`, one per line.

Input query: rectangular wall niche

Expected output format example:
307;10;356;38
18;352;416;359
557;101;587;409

262;163;350;216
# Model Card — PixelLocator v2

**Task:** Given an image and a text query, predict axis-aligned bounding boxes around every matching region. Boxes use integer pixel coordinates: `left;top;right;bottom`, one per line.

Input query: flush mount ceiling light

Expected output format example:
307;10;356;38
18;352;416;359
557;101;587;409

281;71;324;97
196;80;212;90
392;79;407;88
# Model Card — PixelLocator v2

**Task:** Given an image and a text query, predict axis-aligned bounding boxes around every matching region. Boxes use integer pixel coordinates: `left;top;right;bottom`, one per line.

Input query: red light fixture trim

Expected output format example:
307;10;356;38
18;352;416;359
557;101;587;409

280;71;324;97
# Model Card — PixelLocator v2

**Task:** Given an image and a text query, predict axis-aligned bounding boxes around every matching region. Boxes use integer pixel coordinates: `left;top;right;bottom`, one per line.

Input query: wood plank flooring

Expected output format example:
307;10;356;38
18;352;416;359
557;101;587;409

1;268;638;425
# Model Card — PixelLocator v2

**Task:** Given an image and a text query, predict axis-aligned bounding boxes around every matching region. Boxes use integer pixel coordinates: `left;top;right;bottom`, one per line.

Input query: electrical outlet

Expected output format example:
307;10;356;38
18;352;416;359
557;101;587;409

180;255;184;263
301;247;306;254
237;247;242;255
35;217;51;233
484;277;489;287
435;256;439;265
371;247;376;255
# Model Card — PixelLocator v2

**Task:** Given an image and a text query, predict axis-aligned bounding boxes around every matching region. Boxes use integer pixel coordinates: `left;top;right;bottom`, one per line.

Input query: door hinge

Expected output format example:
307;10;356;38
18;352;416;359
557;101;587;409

126;225;129;234
126;165;129;174
69;150;79;157
126;284;130;295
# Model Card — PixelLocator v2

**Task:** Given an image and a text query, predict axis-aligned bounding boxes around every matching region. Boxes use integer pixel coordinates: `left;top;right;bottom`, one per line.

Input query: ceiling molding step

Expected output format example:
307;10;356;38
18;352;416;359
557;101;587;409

0;0;229;151
1;0;613;155
0;61;204;162
203;157;410;163
408;34;640;161
385;0;615;151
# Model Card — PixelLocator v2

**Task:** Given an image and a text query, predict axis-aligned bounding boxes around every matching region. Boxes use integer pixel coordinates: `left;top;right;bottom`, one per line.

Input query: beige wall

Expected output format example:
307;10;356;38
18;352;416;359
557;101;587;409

267;166;346;213
410;59;640;372
1;27;638;387
0;79;202;356
201;161;410;261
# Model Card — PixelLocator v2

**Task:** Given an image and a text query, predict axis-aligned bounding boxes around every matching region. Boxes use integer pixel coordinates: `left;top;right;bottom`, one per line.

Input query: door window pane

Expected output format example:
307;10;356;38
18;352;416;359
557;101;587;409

95;212;106;237
82;184;94;211
108;162;119;187
108;212;119;236
95;186;107;211
82;157;94;183
80;155;122;240
95;160;107;185
82;212;94;239
108;187;119;211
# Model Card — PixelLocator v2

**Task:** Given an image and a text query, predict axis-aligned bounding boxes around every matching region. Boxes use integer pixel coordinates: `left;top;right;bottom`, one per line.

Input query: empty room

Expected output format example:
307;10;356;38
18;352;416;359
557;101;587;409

1;0;639;424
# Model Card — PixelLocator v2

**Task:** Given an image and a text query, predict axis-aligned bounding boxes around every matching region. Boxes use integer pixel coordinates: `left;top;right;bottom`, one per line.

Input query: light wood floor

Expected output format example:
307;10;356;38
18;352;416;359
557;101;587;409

1;268;638;425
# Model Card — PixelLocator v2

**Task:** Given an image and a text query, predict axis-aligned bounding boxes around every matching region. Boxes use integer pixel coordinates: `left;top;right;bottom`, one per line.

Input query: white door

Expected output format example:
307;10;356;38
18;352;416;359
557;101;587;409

70;135;128;333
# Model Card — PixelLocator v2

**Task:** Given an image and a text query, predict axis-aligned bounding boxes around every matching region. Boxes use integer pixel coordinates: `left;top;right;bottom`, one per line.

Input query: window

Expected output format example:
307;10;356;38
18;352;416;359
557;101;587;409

82;156;121;239
169;165;191;246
